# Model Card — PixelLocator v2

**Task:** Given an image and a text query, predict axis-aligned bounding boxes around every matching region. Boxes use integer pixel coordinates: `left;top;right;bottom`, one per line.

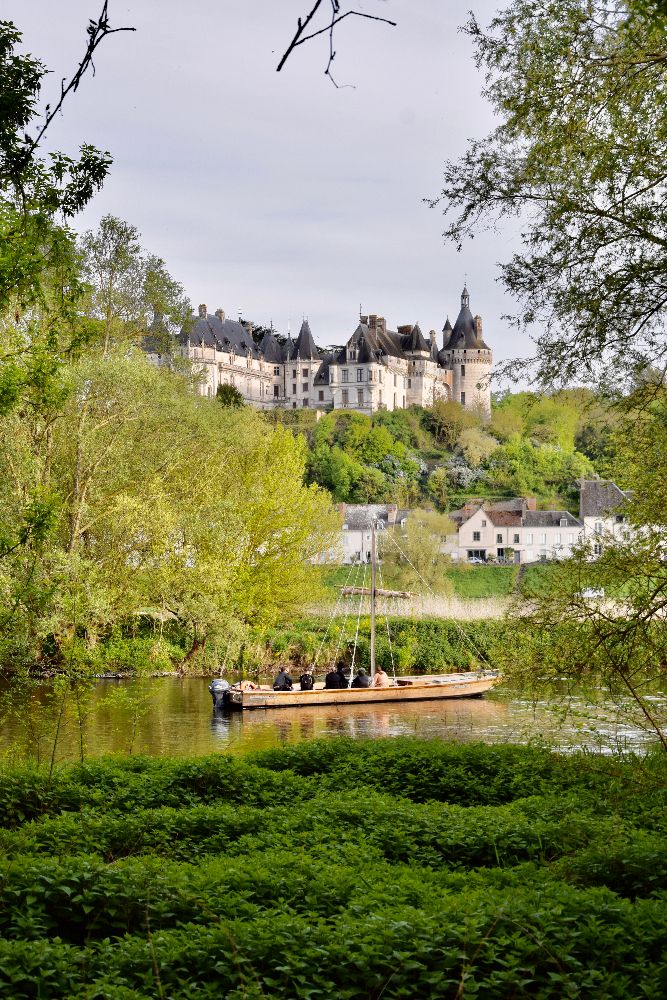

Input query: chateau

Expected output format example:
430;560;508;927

169;286;492;415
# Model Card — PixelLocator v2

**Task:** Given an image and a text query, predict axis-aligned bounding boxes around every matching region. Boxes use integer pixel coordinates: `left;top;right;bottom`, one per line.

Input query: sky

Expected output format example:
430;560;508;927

7;1;533;371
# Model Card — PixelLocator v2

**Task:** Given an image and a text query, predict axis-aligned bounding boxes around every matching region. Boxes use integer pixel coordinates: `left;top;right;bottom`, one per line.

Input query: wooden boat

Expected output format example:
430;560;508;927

226;521;501;711
227;672;500;710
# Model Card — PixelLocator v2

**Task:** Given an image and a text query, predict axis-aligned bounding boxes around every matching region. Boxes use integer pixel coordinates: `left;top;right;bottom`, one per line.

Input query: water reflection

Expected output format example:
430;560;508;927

0;676;663;762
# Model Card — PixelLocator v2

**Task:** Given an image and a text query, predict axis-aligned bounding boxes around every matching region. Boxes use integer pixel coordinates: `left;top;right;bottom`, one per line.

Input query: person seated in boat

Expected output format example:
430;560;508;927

237;679;259;692
298;667;314;691
372;666;391;688
273;667;293;691
324;667;343;689
336;663;351;689
351;667;371;688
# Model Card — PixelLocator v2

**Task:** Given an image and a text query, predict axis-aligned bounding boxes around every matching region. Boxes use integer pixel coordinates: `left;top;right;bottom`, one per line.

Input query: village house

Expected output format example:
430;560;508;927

338;503;409;564
168;286;492;417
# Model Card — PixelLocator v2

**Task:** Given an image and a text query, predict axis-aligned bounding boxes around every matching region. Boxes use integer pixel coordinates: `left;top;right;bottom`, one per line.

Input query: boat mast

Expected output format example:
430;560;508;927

370;518;376;678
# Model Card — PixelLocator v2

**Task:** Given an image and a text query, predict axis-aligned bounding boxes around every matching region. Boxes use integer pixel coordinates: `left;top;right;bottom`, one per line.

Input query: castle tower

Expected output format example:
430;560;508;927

442;286;492;417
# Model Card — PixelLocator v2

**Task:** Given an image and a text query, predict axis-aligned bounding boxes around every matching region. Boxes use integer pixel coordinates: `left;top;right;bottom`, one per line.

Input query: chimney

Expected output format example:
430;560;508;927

473;315;483;337
198;304;207;319
387;503;398;525
215;308;225;322
338;502;347;519
360;315;368;325
368;314;377;330
525;497;537;510
376;316;386;335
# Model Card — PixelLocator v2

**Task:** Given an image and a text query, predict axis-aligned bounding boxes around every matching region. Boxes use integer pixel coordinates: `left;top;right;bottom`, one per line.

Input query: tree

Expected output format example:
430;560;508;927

426;399;480;449
216;384;245;408
432;1;667;390
381;509;455;596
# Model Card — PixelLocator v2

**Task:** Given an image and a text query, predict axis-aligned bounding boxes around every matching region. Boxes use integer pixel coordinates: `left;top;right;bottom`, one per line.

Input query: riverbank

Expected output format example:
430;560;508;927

0;739;665;998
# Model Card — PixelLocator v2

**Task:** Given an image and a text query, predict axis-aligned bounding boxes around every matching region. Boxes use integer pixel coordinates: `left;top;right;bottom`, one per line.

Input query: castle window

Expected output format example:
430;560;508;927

302;368;308;377
357;368;363;382
292;383;297;394
292;369;297;378
408;378;412;388
460;392;466;405
357;389;363;405
379;390;382;404
302;382;308;392
303;398;309;407
379;370;383;383
318;390;324;401
461;365;465;376
273;366;280;375
393;374;397;387
342;389;349;406
273;385;279;398
342;369;349;383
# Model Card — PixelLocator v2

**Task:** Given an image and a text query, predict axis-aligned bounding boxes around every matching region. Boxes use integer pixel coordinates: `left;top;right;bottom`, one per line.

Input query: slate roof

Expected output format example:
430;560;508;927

258;329;283;363
579;480;629;519
182;312;259;357
341;504;410;530
290;319;320;361
522;511;582;528
405;323;430;354
443;288;490;351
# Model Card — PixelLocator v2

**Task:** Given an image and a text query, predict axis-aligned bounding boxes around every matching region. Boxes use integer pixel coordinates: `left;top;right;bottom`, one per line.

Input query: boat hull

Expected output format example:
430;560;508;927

227;674;500;711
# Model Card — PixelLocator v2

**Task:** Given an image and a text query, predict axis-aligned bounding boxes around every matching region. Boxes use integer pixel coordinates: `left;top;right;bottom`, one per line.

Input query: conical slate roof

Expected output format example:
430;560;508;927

444;288;490;350
290;319;320;360
404;322;430;354
258;328;283;363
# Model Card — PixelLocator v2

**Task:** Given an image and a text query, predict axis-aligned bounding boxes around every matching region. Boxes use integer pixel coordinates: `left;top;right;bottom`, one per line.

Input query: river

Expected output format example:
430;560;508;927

1;676;663;763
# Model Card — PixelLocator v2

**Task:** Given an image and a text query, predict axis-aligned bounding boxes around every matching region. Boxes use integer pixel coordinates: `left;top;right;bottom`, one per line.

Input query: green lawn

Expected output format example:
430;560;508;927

321;563;518;600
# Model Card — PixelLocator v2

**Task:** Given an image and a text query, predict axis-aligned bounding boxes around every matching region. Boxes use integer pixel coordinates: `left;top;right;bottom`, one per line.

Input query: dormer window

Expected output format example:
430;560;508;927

560;518;567;527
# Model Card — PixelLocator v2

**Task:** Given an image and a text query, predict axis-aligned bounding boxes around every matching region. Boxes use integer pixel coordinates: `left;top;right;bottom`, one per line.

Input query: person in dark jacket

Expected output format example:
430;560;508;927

351;667;371;688
324;668;342;689
336;663;350;689
299;668;314;691
273;667;293;691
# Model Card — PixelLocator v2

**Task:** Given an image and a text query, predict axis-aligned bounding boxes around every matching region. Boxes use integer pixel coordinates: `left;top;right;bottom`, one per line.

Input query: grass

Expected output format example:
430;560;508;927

320;563;518;600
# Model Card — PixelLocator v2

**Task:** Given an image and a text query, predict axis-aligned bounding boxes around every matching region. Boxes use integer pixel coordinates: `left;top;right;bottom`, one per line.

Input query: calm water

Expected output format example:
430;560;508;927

1;677;663;763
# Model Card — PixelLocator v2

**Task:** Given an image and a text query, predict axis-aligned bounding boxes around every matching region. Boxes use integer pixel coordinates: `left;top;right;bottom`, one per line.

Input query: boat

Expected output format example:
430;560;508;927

223;521;501;711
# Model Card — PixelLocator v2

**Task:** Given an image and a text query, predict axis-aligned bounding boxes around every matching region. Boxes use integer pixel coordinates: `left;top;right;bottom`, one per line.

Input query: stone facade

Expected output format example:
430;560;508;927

171;287;492;416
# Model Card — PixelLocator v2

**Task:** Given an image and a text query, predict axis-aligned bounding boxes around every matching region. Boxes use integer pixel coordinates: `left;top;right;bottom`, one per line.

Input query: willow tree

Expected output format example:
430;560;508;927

432;0;667;390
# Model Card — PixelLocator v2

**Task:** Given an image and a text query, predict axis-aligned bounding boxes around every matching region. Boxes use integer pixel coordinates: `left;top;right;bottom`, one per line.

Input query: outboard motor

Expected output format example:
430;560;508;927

209;678;230;711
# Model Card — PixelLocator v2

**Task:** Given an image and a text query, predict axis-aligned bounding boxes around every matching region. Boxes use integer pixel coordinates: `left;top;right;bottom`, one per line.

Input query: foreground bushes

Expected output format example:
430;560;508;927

0;740;665;997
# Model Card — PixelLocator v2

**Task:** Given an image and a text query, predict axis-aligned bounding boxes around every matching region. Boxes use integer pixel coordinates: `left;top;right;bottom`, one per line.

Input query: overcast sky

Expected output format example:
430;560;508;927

8;1;533;372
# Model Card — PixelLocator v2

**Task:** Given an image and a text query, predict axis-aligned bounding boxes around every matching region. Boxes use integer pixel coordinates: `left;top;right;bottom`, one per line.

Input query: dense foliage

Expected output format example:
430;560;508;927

0;740;664;997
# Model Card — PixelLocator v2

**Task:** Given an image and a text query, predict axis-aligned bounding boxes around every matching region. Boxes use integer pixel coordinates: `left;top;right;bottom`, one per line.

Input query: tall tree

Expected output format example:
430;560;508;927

432;1;667;390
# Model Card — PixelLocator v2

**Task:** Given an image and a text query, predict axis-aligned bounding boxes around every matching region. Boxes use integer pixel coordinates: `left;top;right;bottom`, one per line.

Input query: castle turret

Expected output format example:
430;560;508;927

443;286;492;417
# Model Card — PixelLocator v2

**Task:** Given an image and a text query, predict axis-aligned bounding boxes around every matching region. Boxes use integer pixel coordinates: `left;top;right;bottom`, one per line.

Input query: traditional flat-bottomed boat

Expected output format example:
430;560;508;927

220;520;501;711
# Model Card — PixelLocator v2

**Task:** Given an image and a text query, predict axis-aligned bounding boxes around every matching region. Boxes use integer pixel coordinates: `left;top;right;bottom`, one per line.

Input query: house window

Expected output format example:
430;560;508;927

461;365;465;376
273;385;279;398
342;369;349;383
394;374;397;387
568;533;574;544
540;534;547;545
302;368;308;377
473;531;481;542
526;533;533;544
594;542;602;556
513;534;520;544
318;390;324;401
357;369;363;382
357;389;364;405
461;392;466;405
496;534;503;544
595;521;603;533
378;390;382;404
273;366;280;375
393;393;397;407
302;382;308;392
481;519;487;527
342;389;349;406
555;533;562;544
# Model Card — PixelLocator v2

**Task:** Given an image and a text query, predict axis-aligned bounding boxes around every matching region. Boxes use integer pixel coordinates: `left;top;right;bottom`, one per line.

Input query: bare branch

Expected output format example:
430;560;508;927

277;0;396;85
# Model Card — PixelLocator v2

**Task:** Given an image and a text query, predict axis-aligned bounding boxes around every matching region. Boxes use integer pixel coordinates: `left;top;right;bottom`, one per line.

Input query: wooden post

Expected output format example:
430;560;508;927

370;519;376;679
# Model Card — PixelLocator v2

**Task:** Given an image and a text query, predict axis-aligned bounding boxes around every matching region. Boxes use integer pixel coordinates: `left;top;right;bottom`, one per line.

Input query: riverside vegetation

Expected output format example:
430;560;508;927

0;739;665;998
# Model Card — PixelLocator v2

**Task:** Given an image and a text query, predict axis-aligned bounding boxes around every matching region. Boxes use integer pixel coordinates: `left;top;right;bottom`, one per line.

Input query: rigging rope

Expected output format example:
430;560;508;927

330;556;363;672
348;560;367;686
312;558;360;668
376;549;396;680
382;528;492;670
